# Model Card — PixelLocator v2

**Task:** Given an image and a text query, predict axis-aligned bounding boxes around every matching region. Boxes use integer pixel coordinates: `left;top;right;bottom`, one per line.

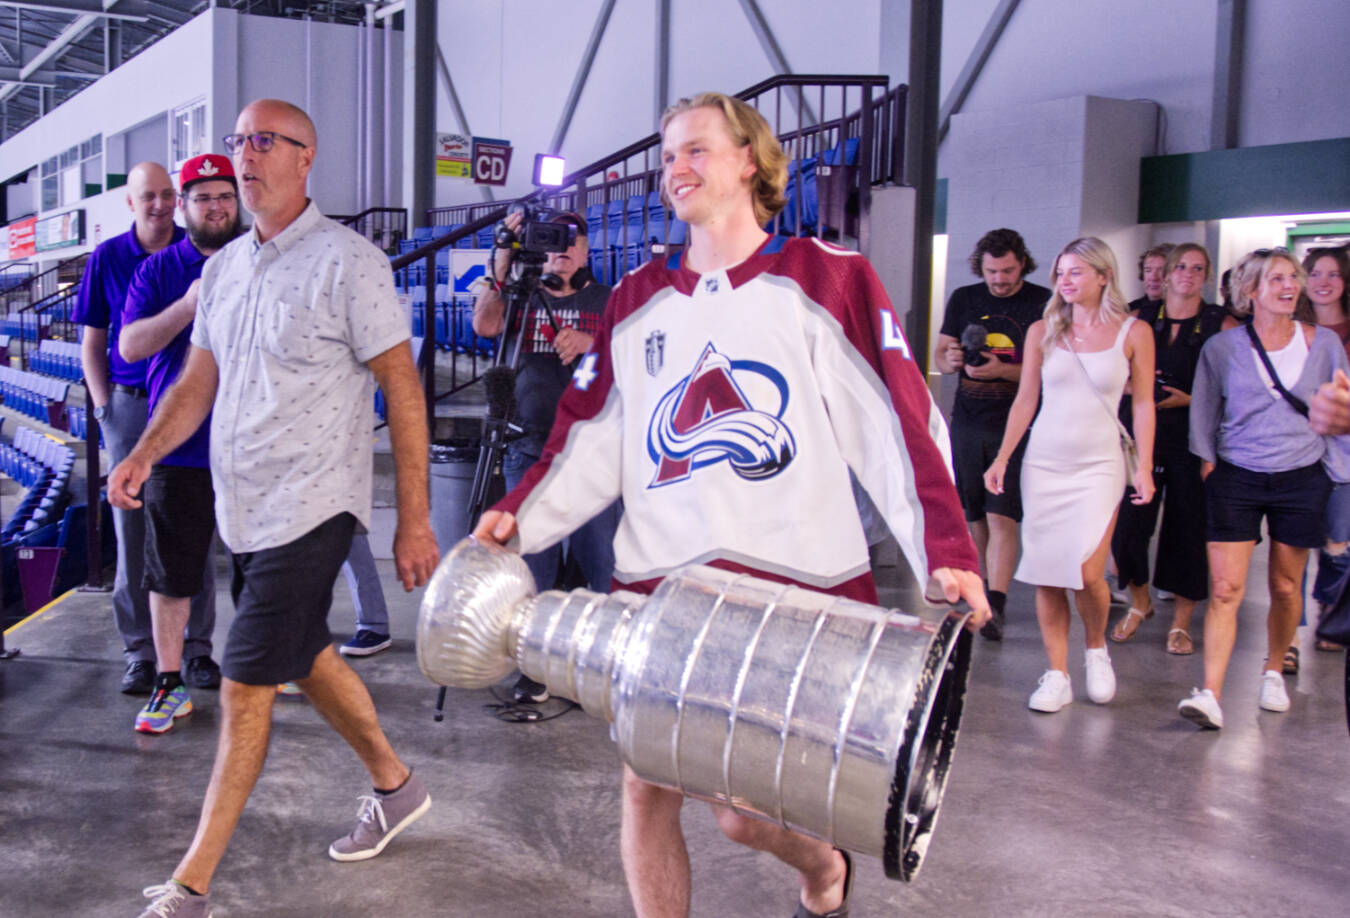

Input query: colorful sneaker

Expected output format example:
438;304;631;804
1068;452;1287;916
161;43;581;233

329;771;431;862
137;880;212;917
339;629;393;657
135;685;193;734
276;682;303;695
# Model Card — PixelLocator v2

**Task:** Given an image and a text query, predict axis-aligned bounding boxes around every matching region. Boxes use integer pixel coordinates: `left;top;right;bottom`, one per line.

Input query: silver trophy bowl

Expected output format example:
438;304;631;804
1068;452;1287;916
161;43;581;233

418;537;972;881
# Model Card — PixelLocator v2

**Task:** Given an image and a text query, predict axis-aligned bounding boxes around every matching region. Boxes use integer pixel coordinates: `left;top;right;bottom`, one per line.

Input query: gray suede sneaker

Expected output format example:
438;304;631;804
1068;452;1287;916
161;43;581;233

328;771;431;861
137;881;212;917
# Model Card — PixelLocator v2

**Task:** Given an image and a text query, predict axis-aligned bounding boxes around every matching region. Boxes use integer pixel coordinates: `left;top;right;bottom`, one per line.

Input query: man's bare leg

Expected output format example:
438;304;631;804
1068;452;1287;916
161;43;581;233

621;766;690;918
968;518;990;579
294;645;409;789
172;679;277;893
149;593;191;675
714;808;847;914
984;512;1020;594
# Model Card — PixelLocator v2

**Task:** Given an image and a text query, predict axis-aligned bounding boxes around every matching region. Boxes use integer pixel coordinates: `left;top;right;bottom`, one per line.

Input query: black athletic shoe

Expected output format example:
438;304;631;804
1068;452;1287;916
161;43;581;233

512;674;549;704
183;656;222;690
121;659;157;695
979;608;1005;642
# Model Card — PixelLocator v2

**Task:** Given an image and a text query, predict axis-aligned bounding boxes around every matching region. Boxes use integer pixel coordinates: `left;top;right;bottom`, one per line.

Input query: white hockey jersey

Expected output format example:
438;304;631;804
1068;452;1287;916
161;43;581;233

496;234;977;602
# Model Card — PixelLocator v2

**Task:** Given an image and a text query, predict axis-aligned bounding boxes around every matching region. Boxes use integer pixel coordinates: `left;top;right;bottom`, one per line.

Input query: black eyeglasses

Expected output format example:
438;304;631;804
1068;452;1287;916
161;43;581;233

221;131;307;154
184;192;238;206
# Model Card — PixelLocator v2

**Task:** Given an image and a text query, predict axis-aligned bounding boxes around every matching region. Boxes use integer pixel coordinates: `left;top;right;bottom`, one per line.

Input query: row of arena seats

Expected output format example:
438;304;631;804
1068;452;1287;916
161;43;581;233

28;339;83;382
2;311;52;341
66;404;103;446
1;424;75;541
408;297;496;356
0;364;69;430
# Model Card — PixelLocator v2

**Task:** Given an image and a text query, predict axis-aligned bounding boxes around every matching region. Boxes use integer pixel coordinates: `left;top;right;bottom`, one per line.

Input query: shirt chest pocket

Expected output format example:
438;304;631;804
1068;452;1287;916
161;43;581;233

261;297;321;363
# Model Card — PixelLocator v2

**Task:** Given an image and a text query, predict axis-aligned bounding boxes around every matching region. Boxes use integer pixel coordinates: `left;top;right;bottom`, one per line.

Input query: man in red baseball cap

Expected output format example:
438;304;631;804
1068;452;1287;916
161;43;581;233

114;152;242;734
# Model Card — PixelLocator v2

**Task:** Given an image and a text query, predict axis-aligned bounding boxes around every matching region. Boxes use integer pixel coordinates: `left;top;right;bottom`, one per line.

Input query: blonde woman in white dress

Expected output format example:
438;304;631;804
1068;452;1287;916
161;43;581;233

985;237;1156;713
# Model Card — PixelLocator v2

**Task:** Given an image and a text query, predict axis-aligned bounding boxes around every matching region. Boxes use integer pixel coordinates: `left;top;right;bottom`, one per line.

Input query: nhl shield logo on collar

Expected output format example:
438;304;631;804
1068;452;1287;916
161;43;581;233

645;330;666;377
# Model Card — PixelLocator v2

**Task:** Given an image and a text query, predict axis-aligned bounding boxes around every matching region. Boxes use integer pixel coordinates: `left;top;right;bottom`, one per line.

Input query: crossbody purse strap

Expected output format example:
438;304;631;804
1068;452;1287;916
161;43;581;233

1245;322;1309;417
1064;332;1135;446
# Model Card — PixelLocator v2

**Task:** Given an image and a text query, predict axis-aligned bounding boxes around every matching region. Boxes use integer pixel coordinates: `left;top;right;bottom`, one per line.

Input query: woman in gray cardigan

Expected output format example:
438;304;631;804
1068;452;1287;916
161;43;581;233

1181;248;1350;729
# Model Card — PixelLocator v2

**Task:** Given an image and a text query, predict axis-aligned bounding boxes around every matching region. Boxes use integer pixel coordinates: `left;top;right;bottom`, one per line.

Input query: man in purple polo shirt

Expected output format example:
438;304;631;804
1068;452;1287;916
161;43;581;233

75;162;219;696
119;154;241;733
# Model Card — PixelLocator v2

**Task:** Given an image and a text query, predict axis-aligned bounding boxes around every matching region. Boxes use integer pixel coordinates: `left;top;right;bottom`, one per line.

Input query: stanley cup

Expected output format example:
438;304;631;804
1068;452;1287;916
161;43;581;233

417;537;973;881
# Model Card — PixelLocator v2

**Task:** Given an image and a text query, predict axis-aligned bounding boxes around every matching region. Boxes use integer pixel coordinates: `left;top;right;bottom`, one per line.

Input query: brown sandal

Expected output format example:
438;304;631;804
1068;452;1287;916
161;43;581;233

1166;628;1194;655
1110;607;1153;643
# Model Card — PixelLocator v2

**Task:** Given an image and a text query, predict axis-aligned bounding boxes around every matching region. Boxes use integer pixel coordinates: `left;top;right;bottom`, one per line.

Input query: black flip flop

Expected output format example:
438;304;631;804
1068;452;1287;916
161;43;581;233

792;849;854;918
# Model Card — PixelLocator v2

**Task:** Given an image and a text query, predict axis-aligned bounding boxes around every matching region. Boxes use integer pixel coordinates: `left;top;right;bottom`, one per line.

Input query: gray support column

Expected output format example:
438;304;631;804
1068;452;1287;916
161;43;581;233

737;0;817;126
1211;0;1245;150
654;0;670;125
403;0;435;225
904;0;941;375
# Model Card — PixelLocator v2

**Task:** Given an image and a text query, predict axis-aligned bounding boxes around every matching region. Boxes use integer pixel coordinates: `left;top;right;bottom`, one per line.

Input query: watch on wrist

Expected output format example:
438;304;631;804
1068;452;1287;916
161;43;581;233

93;404;108;421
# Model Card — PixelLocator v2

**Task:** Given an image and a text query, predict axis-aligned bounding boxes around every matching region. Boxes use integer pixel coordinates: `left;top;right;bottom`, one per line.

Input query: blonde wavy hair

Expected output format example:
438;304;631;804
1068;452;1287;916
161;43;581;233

659;92;788;226
1041;237;1130;349
1227;247;1307;317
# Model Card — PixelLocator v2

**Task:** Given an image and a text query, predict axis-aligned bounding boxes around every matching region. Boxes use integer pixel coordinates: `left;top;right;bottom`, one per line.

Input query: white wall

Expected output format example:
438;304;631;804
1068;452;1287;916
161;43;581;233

942;95;1156;304
430;0;882;206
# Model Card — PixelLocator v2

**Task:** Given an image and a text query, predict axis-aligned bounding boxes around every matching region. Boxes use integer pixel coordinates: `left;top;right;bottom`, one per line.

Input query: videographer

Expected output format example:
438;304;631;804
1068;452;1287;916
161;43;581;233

934;228;1050;640
472;209;621;704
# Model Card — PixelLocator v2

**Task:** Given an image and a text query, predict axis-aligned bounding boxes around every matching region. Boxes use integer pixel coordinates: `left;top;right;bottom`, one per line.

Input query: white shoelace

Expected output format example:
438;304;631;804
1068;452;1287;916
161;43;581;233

141;882;187;917
354;794;389;833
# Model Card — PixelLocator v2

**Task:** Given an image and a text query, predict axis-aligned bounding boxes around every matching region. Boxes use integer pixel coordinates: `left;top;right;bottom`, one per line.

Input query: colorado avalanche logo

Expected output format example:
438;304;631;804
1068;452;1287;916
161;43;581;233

646;342;796;488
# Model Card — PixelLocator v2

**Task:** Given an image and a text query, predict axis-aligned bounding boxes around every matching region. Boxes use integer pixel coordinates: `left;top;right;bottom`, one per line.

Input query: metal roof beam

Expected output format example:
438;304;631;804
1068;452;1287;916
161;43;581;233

0;1;149;22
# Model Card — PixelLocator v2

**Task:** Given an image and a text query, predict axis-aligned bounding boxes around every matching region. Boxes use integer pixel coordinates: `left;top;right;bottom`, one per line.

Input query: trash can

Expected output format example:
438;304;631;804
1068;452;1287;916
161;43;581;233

429;439;480;550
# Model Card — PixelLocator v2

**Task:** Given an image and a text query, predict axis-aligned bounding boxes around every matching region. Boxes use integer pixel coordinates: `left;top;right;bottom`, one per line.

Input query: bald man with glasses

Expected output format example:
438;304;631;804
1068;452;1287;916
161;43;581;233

113;99;440;918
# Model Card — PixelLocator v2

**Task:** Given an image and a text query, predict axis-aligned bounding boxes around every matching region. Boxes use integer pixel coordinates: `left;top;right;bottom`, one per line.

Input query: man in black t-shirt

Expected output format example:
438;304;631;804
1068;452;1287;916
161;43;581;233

473;211;621;702
934;228;1050;640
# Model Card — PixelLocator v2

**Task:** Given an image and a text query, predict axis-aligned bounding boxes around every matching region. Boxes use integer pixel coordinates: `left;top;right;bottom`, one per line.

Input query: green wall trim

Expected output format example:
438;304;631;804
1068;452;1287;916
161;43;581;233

1139;138;1350;224
935;177;947;235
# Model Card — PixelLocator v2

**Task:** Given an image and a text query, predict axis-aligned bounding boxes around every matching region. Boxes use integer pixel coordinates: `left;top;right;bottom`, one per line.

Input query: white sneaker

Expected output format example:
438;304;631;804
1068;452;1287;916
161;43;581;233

1083;647;1116;704
1178;688;1223;729
1028;669;1073;712
1258;670;1290;712
1155;589;1175;601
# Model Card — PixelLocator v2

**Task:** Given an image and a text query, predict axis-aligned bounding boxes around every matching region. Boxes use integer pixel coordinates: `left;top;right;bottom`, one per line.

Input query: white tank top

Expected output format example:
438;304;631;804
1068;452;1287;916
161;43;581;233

1251;324;1309;398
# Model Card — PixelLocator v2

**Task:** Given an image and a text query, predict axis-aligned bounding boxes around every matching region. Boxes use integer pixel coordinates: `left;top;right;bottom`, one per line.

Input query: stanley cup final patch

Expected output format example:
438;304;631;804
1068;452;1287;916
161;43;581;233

645;330;666;377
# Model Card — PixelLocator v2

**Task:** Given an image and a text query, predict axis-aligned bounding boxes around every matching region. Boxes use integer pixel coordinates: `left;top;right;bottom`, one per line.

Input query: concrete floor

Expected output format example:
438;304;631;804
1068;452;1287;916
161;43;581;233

1;547;1347;918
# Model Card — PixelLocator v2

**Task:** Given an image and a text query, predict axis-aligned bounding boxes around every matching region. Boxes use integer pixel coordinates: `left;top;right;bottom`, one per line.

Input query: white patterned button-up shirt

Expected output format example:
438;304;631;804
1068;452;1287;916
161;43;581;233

192;201;409;552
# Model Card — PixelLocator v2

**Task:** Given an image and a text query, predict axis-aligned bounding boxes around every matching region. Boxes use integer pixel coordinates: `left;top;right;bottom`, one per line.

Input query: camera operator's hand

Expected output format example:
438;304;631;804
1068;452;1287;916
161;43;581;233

1156;385;1190;409
492;211;524;283
963;352;1006;380
940;339;965;372
553;326;593;365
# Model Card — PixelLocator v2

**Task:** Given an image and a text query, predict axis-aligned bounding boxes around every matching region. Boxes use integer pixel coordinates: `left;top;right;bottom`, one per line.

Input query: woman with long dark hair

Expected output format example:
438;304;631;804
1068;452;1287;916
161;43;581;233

985;237;1155;713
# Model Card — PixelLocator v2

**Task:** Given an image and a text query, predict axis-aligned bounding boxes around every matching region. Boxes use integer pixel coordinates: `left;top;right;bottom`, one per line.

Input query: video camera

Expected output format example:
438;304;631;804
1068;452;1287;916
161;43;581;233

494;202;577;265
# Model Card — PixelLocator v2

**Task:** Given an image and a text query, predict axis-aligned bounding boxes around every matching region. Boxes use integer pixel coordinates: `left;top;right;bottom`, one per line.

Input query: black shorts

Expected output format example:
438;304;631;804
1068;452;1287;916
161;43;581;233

1205;460;1331;548
951;417;1025;522
220;513;356;686
142;465;216;597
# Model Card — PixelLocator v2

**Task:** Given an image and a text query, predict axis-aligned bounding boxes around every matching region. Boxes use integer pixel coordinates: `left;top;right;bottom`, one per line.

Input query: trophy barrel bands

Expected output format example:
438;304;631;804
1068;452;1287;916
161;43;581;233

416;537;537;689
610;566;971;882
512;588;643;720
